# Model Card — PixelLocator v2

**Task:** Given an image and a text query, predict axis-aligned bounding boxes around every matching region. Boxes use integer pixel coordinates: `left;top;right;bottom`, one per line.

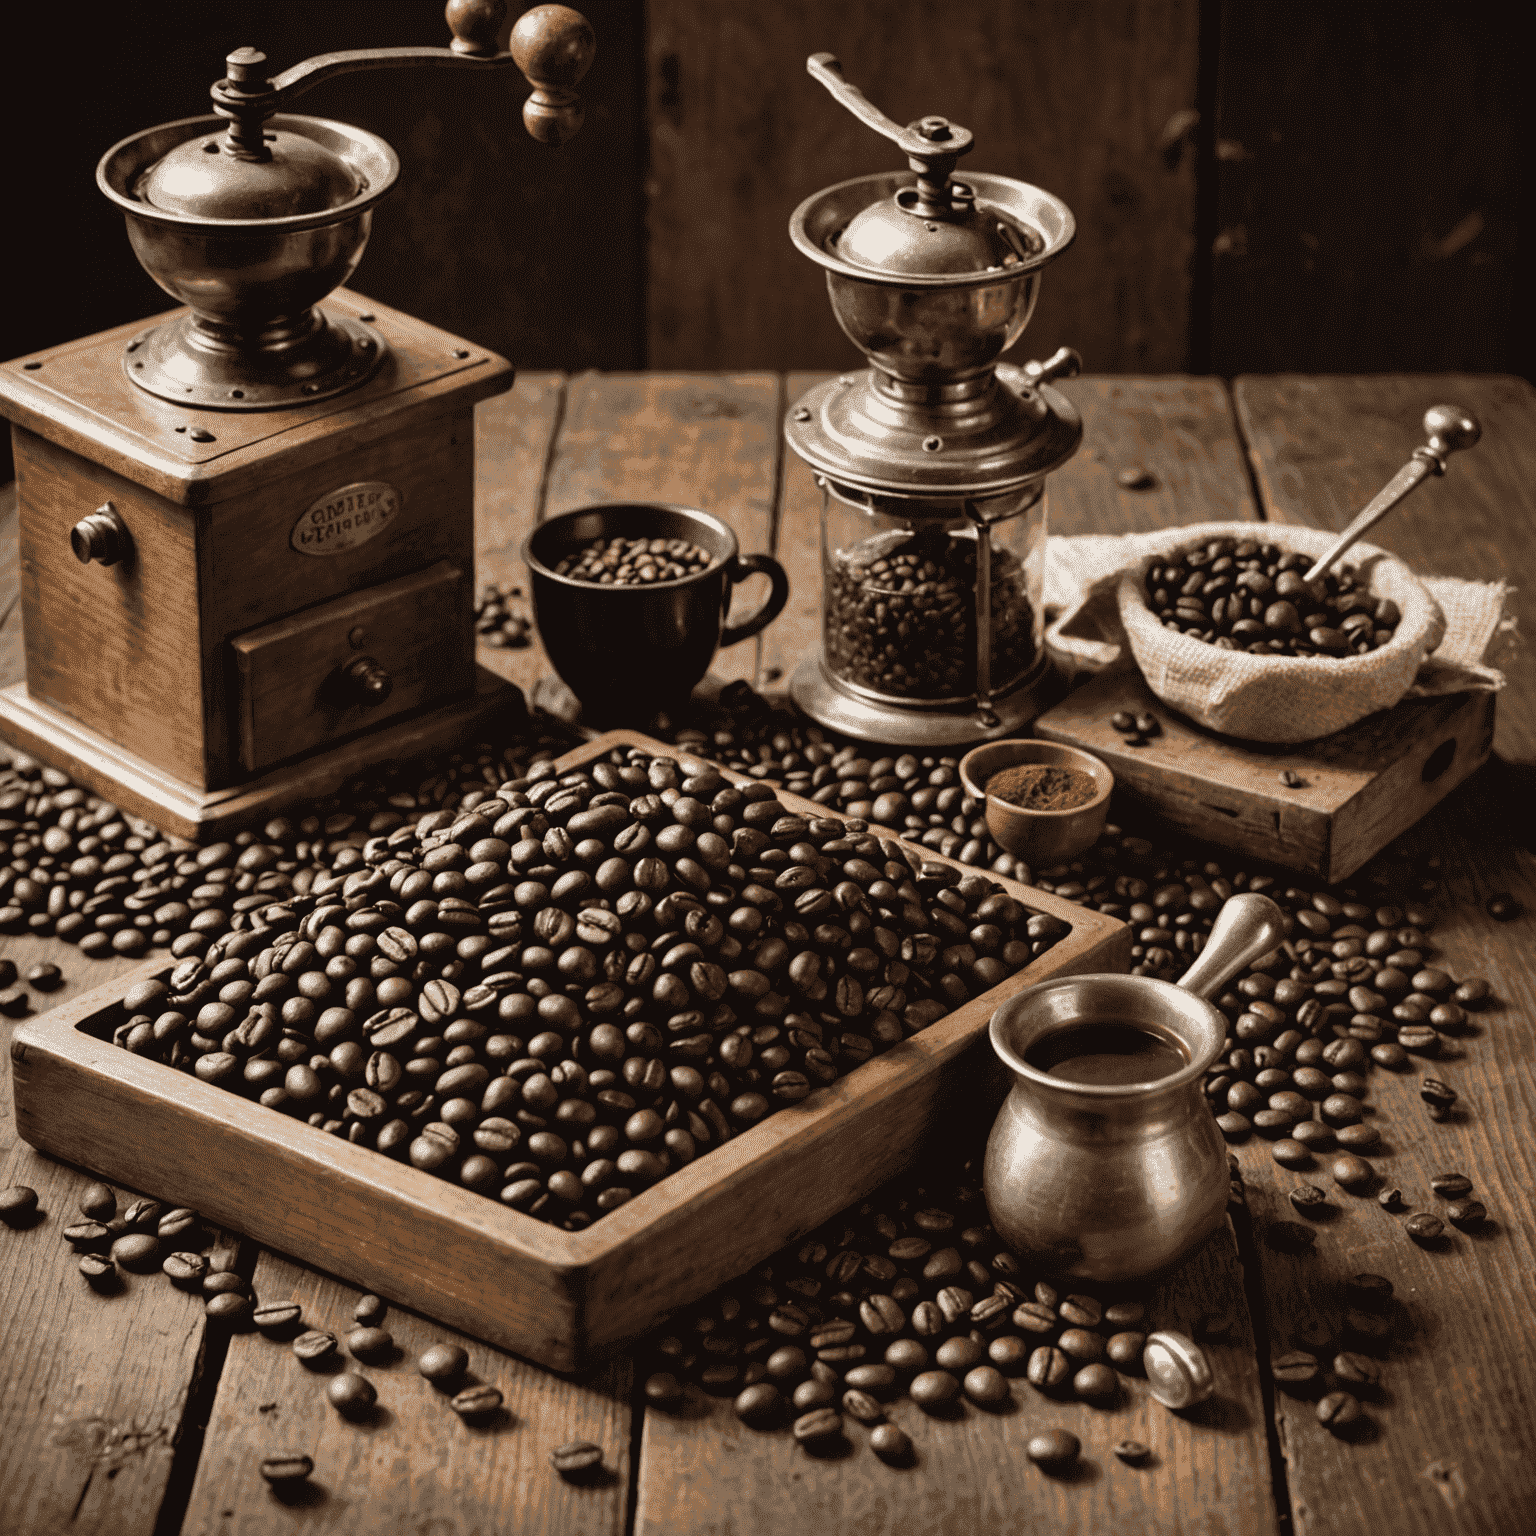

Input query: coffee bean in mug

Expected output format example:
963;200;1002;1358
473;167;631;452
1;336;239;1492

523;504;789;723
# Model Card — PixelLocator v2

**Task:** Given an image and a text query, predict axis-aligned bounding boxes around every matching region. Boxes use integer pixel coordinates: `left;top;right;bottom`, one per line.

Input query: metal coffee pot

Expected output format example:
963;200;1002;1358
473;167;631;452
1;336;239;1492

984;893;1287;1283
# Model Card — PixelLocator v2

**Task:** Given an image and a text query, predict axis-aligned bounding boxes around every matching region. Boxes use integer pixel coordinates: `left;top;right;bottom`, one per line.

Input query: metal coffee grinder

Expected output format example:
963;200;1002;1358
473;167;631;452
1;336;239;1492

785;55;1083;746
0;2;594;840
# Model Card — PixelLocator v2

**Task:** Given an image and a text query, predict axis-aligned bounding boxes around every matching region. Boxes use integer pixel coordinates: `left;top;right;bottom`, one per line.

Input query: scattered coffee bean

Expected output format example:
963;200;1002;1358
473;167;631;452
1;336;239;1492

78;1183;116;1221
347;1326;393;1362
1272;1352;1320;1387
1331;1155;1373;1192
120;1199;163;1232
1110;711;1136;733
1114;1439;1151;1465
1420;1077;1457;1113
791;1408;844;1447
327;1372;377;1417
645;1372;684;1410
910;1369;960;1410
964;1365;1010;1407
1073;1363;1117;1402
1316;1390;1362;1431
1335;1124;1380;1153
206;1292;253;1324
253;1301;302;1334
111;1233;160;1272
1117;465;1156;490
1404;1212;1444;1242
79;1252;116;1287
1104;1301;1145;1327
0;1185;39;1225
354;1294;387;1326
1273;1139;1311;1169
0;988;29;1017
1059;1294;1102;1328
793;1379;836;1411
1378;1187;1405;1210
1027;1346;1071;1391
418;1343;469;1383
841;1388;885;1424
451;1384;504;1420
1106;1331;1146;1367
1430;1172;1473;1199
1289;1185;1328;1215
1026;1427;1080;1469
27;961;63;991
293;1329;339;1365
870;1423;913;1464
550;1440;605;1477
162;1252;209;1288
1446;1198;1486;1230
258;1452;314;1486
734;1382;785;1429
203;1271;247;1297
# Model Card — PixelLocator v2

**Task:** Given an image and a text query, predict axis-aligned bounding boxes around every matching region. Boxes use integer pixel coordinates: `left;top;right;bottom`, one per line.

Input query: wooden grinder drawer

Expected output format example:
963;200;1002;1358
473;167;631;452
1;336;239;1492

231;561;473;774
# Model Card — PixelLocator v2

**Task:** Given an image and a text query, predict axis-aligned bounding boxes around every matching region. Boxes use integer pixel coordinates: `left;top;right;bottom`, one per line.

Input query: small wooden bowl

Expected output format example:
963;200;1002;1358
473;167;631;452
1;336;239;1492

960;739;1114;868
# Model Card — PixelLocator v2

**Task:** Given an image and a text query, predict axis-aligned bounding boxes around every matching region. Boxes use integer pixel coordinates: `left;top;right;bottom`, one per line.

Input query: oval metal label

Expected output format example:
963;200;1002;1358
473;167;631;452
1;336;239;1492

291;481;400;556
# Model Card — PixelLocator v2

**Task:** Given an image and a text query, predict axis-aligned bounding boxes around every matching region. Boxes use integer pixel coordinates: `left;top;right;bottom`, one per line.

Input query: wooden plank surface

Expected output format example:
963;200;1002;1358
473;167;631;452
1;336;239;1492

647;0;1202;374
179;1254;632;1536
1232;375;1535;766
541;372;784;695
1231;767;1536;1535
635;1222;1279;1536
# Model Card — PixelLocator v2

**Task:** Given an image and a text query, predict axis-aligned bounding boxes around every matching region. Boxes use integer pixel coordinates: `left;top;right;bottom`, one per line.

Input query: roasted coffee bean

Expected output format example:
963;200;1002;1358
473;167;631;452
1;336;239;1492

1289;1184;1328;1215
1114;1440;1151;1466
1378;1187;1405;1210
909;1369;961;1410
549;1439;606;1478
1273;1139;1311;1169
354;1294;387;1325
1316;1390;1362;1431
844;1363;898;1396
791;1407;844;1446
258;1452;314;1486
1027;1346;1071;1391
79;1182;116;1221
964;1364;1010;1407
1333;1352;1381;1387
793;1378;836;1411
1272;1351;1319;1387
935;1336;986;1372
1331;1155;1373;1192
842;1388;885;1424
734;1382;785;1429
203;1270;247;1297
347;1326;393;1362
418;1342;469;1383
206;1292;253;1325
1058;1294;1102;1327
1106;1331;1146;1367
1026;1427;1080;1470
1104;1301;1145;1327
79;1252;116;1287
1405;1211;1444;1241
1057;1328;1104;1364
163;1252;209;1287
253;1301;302;1334
1446;1198;1487;1229
293;1329;338;1365
870;1423;914;1464
121;1198;163;1232
1430;1172;1473;1199
111;1233;160;1272
327;1372;378;1417
1;1185;40;1225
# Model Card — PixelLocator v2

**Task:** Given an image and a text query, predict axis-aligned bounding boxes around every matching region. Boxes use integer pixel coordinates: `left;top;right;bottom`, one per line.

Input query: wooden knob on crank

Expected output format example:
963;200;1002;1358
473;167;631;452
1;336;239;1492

446;0;507;57
510;4;596;146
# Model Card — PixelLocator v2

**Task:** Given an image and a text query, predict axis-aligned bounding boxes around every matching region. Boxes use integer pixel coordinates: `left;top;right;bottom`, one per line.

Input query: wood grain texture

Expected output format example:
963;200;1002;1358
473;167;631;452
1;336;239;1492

474;372;566;705
10;731;1126;1371
1036;673;1495;882
647;0;1201;375
179;1252;631;1536
1047;378;1261;535
635;1220;1277;1536
542;374;784;691
1;939;237;1536
1232;375;1535;766
1232;765;1536;1535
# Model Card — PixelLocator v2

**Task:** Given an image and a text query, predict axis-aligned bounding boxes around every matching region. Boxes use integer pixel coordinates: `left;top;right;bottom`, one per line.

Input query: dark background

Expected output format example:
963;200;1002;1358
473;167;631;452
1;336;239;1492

1;0;1528;480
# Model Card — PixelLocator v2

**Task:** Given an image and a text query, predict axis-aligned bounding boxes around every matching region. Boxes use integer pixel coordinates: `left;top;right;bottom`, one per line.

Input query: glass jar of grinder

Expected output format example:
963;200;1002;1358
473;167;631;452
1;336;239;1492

784;55;1082;745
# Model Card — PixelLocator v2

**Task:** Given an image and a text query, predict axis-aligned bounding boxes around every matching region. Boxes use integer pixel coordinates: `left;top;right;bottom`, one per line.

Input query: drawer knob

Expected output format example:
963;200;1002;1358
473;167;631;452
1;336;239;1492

344;655;393;706
71;503;132;566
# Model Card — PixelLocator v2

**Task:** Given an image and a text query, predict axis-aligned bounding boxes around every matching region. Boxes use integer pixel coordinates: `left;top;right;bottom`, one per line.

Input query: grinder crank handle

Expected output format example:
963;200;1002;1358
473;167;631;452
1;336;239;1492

1176;894;1287;1002
806;52;973;217
213;3;595;151
1301;405;1481;584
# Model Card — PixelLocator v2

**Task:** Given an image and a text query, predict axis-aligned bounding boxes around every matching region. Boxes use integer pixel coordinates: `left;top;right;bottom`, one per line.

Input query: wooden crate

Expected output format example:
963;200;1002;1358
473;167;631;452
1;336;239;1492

8;729;1128;1372
1034;671;1495;883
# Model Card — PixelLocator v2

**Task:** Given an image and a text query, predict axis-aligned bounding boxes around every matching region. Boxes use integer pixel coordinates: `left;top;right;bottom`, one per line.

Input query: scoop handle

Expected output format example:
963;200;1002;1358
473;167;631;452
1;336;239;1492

1176;894;1287;1001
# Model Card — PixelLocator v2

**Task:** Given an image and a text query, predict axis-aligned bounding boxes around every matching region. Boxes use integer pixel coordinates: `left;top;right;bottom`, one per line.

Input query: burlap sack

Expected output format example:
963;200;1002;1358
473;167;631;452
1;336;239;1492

1043;521;1507;743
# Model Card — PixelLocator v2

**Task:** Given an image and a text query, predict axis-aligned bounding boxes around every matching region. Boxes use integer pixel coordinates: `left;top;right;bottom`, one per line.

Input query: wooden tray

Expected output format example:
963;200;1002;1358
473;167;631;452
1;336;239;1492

9;730;1128;1372
1035;671;1495;883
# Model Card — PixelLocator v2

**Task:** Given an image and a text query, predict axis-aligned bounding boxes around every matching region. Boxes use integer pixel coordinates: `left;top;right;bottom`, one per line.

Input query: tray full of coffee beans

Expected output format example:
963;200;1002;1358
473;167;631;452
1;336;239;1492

10;731;1127;1370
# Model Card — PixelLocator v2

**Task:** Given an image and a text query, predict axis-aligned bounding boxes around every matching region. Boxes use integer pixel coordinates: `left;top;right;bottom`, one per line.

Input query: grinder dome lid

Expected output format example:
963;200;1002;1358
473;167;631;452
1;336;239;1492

134;129;362;220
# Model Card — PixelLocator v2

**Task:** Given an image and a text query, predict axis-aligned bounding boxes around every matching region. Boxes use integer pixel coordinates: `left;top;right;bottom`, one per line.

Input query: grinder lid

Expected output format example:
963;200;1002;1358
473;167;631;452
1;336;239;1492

833;180;1041;278
134;128;362;220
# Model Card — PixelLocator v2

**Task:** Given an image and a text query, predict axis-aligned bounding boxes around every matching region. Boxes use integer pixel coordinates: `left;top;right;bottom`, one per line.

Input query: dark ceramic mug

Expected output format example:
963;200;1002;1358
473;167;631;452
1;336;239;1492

523;502;790;722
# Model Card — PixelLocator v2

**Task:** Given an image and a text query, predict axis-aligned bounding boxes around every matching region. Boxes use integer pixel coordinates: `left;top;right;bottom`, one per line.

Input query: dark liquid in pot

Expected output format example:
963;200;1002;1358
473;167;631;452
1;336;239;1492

1025;1023;1188;1086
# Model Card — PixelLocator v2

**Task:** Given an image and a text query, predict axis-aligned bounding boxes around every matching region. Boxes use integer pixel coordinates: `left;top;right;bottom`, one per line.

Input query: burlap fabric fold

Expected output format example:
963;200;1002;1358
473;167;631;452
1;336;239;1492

1042;521;1508;744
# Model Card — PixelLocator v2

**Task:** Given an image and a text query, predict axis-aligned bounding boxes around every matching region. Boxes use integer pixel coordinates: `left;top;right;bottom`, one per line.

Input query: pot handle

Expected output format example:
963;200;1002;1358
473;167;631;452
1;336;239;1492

1177;893;1287;1001
721;553;790;647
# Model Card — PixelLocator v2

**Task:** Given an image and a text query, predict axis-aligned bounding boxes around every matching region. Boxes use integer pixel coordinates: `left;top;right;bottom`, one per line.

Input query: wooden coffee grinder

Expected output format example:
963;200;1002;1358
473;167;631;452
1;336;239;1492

0;1;594;840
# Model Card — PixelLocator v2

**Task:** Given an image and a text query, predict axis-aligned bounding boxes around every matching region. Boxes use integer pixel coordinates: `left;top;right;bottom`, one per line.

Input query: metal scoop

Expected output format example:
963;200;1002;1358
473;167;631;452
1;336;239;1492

1301;405;1480;583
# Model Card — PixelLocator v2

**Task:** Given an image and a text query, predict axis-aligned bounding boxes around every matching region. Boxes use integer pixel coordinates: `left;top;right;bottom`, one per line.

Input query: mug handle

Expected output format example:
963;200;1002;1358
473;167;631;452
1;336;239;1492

720;553;790;646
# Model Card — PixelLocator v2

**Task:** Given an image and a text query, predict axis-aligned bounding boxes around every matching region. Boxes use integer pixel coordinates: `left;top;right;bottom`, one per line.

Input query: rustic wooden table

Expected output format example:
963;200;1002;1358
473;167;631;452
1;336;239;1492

2;371;1533;1535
